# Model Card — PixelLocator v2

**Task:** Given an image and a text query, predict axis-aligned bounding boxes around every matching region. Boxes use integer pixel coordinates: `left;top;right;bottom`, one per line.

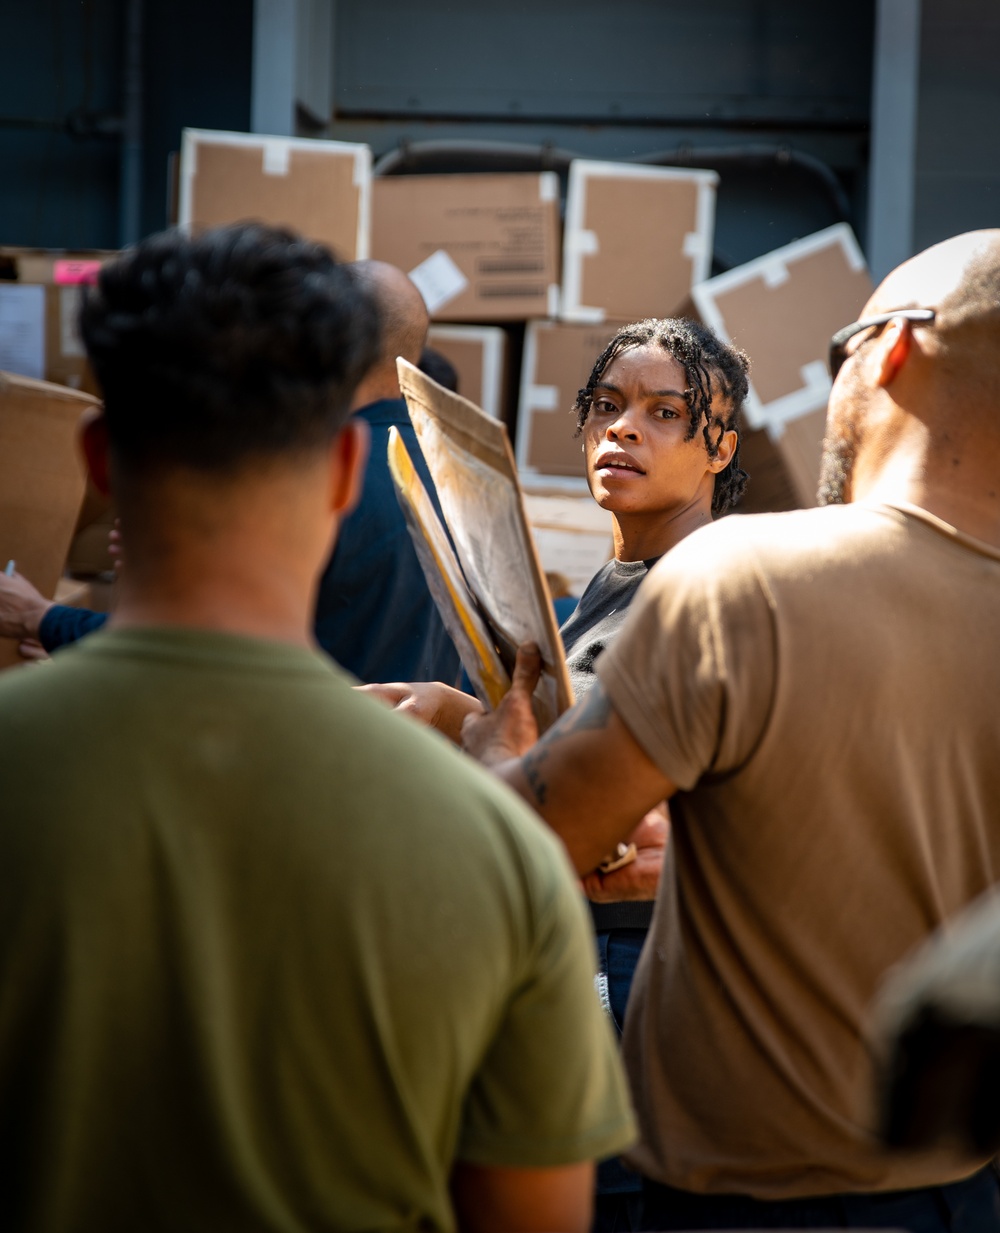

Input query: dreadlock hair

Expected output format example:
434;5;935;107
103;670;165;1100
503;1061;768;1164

573;317;751;515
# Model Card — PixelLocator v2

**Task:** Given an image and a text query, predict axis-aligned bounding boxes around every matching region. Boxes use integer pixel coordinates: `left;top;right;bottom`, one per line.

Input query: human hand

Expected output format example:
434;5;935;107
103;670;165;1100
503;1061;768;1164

581;803;669;902
357;680;484;745
17;639;50;662
0;569;53;641
462;642;542;767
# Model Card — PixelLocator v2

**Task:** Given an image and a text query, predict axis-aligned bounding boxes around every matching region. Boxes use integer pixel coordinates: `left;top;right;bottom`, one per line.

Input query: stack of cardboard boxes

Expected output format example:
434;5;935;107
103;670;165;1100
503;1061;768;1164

0;251;119;645
1;126;875;611
364;156;874;583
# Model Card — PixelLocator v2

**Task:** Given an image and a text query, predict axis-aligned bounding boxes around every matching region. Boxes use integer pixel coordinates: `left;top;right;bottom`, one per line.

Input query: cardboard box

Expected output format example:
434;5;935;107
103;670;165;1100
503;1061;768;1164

372;174;561;321
178;128;371;260
0;248;116;394
523;493;614;598
0;372;95;670
561;160;717;324
732;423;804;515
426;325;507;419
516;319;632;490
771;405;828;508
691;223;873;433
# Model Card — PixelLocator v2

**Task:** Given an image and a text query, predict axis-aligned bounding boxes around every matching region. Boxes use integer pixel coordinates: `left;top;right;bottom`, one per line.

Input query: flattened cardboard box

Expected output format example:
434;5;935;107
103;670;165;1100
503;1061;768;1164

179;129;371;260
426;325;507;419
561;160;717;323
372;174;560;321
0;372;95;670
516;319;632;490
0;248;116;394
692;223;873;433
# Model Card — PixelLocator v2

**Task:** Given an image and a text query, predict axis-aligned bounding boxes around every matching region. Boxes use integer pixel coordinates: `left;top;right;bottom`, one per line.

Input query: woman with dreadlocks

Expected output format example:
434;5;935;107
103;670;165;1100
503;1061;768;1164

361;317;750;1229
555;316;748;1229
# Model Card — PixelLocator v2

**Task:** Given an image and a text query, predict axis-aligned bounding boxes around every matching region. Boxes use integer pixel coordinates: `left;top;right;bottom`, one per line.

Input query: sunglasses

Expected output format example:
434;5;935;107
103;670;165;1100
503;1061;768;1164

828;309;937;379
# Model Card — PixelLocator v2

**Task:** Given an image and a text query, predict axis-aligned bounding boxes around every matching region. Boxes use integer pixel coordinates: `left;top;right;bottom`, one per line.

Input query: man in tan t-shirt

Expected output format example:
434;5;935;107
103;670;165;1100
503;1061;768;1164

466;231;1000;1229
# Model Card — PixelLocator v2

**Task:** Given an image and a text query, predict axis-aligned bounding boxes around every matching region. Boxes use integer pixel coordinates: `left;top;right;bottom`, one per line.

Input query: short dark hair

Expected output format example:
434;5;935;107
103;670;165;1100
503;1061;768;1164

80;223;380;471
574;318;751;515
418;346;459;393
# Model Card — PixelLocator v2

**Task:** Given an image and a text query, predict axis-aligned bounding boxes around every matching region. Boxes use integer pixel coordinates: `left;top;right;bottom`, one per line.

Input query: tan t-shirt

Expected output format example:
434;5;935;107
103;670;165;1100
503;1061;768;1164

597;501;1000;1198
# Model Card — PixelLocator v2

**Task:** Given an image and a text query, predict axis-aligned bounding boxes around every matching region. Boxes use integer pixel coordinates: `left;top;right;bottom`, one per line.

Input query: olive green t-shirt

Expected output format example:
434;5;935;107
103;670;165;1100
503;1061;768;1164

597;502;1000;1198
0;627;633;1232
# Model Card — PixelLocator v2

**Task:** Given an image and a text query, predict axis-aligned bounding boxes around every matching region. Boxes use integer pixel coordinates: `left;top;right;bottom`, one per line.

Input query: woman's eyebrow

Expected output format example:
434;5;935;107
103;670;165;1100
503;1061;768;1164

594;383;689;398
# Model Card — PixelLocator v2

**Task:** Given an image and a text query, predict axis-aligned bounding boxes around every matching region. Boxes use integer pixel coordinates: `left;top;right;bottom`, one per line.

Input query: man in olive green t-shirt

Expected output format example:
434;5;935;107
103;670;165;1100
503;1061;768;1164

468;231;1000;1229
0;225;633;1233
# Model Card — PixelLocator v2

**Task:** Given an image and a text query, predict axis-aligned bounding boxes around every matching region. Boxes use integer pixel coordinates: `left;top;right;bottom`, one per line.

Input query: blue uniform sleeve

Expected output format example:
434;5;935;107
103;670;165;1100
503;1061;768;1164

39;606;110;653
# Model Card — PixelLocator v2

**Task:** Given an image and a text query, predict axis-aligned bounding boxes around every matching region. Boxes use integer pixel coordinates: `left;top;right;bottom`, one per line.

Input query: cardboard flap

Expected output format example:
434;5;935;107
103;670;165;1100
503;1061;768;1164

397;358;573;729
387;426;510;709
0;371;96;670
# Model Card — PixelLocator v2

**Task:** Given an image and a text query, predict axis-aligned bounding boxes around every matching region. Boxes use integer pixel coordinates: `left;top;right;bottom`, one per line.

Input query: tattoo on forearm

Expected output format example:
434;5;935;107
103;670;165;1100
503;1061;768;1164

523;745;549;806
520;686;612;809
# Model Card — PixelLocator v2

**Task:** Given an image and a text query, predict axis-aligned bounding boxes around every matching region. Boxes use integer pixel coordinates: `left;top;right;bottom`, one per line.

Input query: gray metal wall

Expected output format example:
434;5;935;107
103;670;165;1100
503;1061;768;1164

0;0;252;251
324;0;875;268
7;0;998;265
913;0;1000;252
0;0;124;250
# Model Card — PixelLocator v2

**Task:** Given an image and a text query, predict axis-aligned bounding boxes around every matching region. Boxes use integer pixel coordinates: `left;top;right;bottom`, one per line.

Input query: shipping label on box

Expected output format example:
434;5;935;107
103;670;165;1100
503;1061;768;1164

426;325;507;419
516;319;631;490
561;160;717;324
691;223;873;432
179;129;371;260
372;174;561;321
0;248;116;392
0;285;45;380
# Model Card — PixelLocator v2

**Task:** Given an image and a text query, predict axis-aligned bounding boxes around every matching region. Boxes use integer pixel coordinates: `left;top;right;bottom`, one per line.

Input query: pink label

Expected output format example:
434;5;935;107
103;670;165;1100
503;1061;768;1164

54;259;103;285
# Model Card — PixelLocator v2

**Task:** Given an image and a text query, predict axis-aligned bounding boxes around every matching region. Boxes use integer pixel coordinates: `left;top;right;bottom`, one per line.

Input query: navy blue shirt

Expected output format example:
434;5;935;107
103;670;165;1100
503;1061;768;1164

41;400;461;686
312;398;460;684
39;604;108;652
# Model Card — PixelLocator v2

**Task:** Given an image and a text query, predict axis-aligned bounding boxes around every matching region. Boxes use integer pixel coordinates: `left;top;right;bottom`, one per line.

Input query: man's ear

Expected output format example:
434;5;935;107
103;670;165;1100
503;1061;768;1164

329;416;370;518
80;409;112;496
877;318;913;388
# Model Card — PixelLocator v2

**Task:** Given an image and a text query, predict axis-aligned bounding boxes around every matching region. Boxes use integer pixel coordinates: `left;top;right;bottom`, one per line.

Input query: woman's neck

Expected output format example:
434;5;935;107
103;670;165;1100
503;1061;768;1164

612;500;714;562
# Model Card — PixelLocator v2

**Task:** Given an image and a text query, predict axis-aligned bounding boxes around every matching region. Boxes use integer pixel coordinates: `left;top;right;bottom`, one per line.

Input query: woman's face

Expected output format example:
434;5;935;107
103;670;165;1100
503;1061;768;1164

583;343;734;518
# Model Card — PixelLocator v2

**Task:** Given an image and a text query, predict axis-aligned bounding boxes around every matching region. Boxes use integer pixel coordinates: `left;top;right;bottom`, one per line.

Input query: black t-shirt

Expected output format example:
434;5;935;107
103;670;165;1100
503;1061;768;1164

561;557;659;701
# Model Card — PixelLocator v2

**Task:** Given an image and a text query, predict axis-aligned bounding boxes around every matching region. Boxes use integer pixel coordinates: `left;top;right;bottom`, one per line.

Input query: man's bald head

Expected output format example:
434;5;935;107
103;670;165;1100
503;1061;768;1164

868;230;1000;402
354;260;428;368
820;229;1000;507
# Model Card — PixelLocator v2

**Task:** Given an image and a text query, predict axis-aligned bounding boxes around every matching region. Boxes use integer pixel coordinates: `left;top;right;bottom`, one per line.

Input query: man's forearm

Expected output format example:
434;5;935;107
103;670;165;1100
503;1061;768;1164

462;648;676;875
